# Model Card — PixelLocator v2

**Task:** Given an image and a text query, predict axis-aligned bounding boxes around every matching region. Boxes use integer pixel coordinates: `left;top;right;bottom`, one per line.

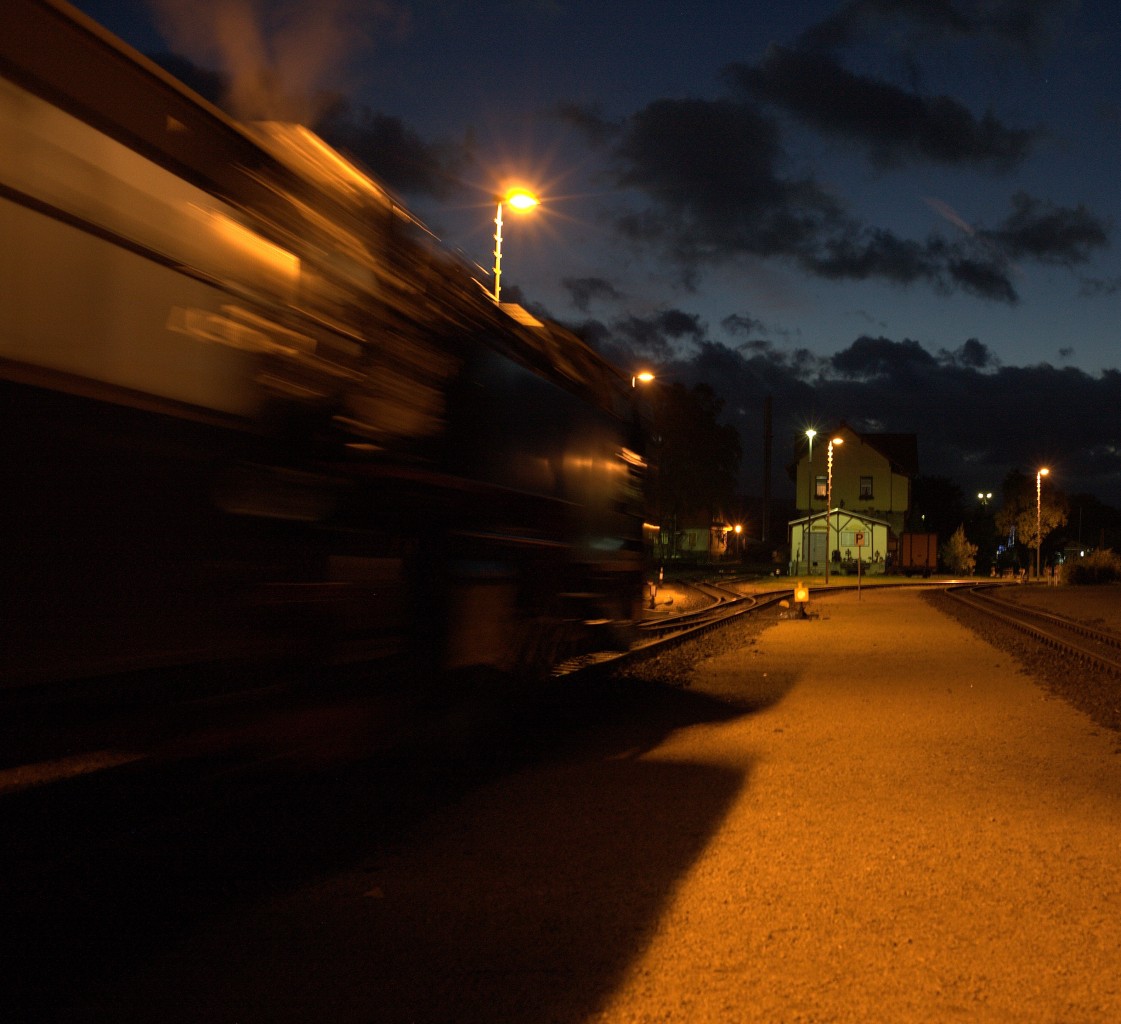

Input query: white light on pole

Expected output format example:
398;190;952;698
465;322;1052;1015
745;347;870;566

804;429;816;574
1036;467;1049;579
493;187;539;303
825;435;843;585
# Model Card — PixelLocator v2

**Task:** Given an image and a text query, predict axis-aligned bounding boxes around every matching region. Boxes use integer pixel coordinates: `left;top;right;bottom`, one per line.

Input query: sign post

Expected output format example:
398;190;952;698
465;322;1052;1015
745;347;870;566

855;531;865;598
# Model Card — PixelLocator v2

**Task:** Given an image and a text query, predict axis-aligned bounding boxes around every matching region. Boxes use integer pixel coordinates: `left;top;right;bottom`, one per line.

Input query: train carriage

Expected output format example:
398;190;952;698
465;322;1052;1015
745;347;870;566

1;0;647;686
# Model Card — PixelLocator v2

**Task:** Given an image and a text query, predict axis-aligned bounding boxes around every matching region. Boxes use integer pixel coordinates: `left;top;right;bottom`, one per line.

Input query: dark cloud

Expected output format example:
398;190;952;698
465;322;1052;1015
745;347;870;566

722;314;769;337
578;309;1121;506
981;192;1110;266
554;5;1101;309
625;333;1121;508
807;226;943;285
613;98;844;260
797;0;1077;56
316;102;467;199
582;308;708;368
554;103;620;147
947;255;1018;302
569;317;612;352
603;96;1099;302
938;337;998;369
1080;275;1121;297
727;45;1035;171
831;335;936;378
562;276;623;312
658;309;707;339
805;223;1023;301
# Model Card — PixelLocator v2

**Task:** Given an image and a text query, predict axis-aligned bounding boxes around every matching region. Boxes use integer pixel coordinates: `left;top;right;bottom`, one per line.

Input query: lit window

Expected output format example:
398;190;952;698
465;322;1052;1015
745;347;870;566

859;476;873;500
815;475;827;499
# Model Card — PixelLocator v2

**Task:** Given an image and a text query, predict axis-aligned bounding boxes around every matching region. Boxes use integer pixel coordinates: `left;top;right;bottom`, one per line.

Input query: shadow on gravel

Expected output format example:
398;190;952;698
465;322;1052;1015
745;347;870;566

3;671;764;1024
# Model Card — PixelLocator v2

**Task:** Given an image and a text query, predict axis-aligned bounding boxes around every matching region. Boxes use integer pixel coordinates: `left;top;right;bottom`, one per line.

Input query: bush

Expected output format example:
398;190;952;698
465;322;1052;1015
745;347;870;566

1063;549;1121;585
940;524;977;576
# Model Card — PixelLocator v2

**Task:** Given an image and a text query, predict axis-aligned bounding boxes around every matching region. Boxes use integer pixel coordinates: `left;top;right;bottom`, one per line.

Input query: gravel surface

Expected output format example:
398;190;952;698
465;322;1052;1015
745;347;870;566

590;586;1121;1022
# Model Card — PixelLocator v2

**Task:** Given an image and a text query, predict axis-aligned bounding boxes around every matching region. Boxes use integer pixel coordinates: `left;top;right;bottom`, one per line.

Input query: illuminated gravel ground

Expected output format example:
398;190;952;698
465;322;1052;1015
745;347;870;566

57;587;1121;1024
592;587;1121;1023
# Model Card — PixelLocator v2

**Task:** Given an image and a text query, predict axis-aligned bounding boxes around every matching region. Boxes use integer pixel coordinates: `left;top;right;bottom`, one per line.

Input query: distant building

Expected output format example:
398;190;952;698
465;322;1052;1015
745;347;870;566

789;509;893;576
788;423;917;572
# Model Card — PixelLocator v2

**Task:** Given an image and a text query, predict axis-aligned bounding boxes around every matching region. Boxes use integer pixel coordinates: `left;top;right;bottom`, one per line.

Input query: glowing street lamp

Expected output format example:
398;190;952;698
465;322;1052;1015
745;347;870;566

804;429;816;573
825;435;843;585
632;370;655;387
1036;467;1050;579
493;187;539;302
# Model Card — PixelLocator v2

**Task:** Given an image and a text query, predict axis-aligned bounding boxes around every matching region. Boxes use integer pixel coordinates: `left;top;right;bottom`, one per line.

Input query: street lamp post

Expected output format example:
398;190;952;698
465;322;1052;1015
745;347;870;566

493;187;539;303
1036;467;1050;579
804;429;816;574
825;435;843;585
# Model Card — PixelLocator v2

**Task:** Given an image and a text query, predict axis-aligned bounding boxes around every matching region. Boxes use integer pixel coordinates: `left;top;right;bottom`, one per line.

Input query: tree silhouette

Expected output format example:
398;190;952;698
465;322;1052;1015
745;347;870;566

909;476;965;537
650;382;742;540
995;469;1068;569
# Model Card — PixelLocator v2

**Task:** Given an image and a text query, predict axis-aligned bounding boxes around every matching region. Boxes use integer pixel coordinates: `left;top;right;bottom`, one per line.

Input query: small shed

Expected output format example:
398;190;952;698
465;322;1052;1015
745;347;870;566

788;509;893;576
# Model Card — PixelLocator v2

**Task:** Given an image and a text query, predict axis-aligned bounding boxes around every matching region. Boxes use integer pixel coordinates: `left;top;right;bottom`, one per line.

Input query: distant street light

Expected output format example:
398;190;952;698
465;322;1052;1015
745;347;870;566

977;491;992;506
632;370;655;387
493;187;539;303
825;435;844;585
804;429;816;574
1036;467;1050;579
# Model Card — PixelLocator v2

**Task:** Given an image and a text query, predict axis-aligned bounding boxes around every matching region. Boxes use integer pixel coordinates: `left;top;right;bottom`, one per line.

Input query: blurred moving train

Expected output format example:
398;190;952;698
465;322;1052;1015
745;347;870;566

1;0;648;686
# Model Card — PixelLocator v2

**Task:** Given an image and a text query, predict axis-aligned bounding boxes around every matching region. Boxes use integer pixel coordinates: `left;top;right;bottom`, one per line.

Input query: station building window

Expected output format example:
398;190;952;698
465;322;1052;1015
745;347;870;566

815;475;827;499
859;476;874;500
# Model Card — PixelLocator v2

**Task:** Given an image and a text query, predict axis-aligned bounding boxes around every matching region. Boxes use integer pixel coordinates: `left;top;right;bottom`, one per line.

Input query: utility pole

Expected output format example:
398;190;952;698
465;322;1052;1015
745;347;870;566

762;396;772;543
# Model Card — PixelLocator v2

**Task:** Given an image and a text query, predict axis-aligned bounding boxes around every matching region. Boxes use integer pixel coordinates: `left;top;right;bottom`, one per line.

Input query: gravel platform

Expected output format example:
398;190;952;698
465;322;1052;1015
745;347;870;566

592;586;1121;1023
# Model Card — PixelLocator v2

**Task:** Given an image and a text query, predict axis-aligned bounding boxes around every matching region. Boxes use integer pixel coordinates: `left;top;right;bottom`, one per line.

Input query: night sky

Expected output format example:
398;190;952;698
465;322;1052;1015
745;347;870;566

68;0;1121;506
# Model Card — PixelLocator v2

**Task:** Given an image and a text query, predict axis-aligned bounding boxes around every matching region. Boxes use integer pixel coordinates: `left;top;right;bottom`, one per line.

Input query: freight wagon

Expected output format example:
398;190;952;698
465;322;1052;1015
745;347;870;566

897;532;939;577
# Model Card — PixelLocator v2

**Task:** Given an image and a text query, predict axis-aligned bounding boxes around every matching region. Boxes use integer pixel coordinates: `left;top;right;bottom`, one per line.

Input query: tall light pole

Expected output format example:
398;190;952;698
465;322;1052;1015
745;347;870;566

493;187;539;302
804;429;816;574
825;435;844;584
1036;467;1049;579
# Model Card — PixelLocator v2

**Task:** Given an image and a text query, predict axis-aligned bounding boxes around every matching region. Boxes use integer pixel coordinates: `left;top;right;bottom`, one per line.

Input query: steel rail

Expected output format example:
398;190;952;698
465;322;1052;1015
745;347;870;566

946;583;1121;676
556;587;793;679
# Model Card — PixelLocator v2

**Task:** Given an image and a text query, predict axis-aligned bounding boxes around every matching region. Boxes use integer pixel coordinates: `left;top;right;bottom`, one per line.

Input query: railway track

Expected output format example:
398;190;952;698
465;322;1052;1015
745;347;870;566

945;583;1121;676
636;580;780;639
554;578;793;678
